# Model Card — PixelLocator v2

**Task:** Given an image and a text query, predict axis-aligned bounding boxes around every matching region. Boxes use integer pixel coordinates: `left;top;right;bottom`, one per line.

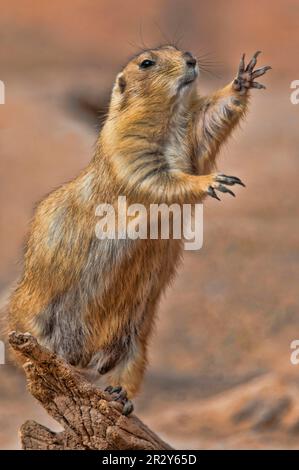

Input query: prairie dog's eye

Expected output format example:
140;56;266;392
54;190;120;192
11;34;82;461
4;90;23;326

139;59;155;69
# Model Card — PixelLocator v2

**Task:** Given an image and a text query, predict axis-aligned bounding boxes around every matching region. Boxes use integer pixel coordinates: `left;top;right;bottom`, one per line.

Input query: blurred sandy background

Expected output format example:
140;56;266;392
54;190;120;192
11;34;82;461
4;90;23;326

1;0;299;449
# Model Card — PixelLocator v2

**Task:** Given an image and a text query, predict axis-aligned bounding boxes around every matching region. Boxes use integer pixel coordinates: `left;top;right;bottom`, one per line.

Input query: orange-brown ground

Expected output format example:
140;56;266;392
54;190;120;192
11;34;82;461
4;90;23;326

1;0;299;449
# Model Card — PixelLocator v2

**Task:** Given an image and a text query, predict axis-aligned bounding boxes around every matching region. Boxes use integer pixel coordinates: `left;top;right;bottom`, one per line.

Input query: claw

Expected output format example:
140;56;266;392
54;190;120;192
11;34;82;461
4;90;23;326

216;175;246;187
245;51;262;72
252;66;272;79
216;184;235;197
105;385;123;394
115;389;128;401
252;82;266;90
122;400;134;416
238;53;246;74
207;186;221;201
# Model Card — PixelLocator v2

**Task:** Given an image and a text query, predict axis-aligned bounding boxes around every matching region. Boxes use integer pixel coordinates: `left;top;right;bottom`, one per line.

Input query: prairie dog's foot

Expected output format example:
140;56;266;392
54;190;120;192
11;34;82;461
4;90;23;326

206;174;246;201
105;385;134;416
233;51;271;95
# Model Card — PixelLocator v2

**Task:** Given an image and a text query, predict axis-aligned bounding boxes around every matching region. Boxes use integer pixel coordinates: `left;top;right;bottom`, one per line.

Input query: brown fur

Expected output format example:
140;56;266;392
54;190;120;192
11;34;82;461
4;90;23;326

8;45;252;397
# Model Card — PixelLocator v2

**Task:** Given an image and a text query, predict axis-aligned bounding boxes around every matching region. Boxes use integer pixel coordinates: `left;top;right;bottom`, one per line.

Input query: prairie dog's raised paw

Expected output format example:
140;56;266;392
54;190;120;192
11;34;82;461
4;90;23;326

233;51;271;95
207;174;246;201
104;385;134;416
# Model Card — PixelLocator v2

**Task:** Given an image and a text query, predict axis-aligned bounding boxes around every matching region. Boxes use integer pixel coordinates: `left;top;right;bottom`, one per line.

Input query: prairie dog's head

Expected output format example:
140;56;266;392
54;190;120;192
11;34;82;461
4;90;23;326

110;45;199;111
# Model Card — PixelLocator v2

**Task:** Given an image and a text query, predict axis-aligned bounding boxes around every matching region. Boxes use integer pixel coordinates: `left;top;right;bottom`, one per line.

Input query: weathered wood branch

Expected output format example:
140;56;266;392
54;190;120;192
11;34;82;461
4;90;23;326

8;332;173;450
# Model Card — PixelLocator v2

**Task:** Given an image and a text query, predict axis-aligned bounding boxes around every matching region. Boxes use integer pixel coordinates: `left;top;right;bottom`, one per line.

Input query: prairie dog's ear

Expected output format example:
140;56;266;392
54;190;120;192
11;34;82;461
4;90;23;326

117;73;126;94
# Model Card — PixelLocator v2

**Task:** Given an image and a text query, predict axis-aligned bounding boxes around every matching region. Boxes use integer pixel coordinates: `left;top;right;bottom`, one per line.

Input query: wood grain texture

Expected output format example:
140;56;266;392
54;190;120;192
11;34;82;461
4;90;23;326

8;331;172;451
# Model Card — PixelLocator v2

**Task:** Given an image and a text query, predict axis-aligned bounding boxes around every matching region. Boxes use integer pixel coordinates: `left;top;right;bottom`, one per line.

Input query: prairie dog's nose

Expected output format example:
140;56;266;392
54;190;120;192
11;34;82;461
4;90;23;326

184;52;197;68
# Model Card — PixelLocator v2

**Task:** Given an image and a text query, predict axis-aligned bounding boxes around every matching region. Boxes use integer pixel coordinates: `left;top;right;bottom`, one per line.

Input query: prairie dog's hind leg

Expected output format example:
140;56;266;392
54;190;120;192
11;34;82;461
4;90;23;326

104;345;148;415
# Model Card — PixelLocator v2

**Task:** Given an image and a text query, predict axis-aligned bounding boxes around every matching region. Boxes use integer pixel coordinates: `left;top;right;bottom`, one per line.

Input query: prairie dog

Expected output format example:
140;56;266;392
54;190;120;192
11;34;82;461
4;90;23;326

8;46;270;414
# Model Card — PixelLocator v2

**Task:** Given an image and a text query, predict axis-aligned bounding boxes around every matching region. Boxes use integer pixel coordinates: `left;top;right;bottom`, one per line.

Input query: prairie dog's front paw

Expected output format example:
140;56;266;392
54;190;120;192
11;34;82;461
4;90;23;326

233;51;271;95
206;174;246;201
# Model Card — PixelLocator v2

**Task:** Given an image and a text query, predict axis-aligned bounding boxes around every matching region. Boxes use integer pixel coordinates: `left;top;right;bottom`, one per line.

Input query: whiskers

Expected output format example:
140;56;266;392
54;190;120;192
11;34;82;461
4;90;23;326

195;49;223;79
